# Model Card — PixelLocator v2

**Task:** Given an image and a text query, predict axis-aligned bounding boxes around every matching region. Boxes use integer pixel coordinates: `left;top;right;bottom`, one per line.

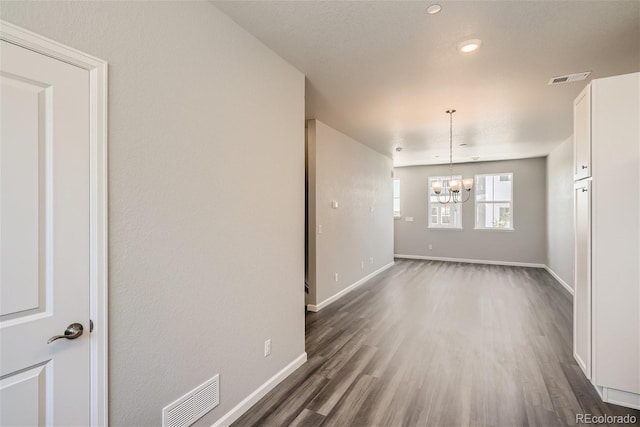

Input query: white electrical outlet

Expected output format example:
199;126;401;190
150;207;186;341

331;200;339;209
428;244;433;250
318;224;322;234
369;257;373;264
334;273;339;282
264;339;271;357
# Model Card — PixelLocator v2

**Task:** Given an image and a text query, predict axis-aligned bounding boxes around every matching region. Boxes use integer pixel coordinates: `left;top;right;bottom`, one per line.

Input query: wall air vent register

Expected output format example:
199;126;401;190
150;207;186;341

162;374;219;427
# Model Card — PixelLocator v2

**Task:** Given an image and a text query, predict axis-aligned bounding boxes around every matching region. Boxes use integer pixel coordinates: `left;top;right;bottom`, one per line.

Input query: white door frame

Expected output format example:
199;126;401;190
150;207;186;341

1;20;109;426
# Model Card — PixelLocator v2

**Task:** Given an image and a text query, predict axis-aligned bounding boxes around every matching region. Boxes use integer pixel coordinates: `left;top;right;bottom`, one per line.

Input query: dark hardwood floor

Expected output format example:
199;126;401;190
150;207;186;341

233;259;640;426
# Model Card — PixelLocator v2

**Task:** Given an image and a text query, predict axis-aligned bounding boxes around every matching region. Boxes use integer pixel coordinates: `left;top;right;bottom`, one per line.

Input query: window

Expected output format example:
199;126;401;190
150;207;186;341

393;178;401;217
475;173;513;230
428;175;462;229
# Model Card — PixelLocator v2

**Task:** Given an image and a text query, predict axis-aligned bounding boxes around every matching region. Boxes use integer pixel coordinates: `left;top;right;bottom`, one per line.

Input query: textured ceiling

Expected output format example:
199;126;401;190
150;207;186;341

213;1;640;166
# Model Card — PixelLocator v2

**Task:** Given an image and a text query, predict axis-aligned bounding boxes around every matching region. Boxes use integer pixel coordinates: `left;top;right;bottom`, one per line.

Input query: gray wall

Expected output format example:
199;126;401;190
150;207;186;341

307;120;394;307
546;137;575;289
0;2;305;425
394;158;547;265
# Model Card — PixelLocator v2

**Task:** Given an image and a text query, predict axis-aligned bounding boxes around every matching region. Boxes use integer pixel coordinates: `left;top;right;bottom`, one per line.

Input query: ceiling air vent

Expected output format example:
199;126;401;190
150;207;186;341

548;71;591;85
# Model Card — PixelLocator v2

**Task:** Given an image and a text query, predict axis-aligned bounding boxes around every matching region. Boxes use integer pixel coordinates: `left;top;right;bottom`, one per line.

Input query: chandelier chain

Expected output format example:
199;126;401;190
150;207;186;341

449;110;453;178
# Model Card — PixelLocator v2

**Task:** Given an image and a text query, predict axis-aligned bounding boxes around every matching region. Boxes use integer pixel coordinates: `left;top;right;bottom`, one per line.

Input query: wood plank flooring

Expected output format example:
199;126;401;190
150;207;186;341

233;260;640;426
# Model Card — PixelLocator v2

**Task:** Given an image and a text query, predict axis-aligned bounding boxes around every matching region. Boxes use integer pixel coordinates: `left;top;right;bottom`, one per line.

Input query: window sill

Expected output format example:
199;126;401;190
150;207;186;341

474;227;515;232
428;227;464;231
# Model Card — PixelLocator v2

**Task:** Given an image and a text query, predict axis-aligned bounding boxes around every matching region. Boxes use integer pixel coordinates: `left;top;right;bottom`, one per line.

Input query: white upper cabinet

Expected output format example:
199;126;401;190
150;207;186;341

573;83;591;180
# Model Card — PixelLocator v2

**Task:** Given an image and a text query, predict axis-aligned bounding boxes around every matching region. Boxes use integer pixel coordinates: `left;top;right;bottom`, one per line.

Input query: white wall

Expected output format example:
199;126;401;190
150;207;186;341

306;120;394;308
546;137;575;289
394;158;547;265
0;2;305;425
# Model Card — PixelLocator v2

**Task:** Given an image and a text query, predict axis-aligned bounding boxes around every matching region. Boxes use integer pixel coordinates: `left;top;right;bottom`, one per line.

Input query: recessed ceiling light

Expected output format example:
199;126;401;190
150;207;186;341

395;147;403;152
458;39;482;53
426;4;442;15
459;143;468;146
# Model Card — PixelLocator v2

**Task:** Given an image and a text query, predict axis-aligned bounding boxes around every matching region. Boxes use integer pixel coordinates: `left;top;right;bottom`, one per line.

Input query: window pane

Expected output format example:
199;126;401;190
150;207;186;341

476;202;512;229
474;173;513;229
440;206;448;224
496;205;512;228
428;175;463;228
493;176;512;201
476;203;487;227
393;179;400;197
475;176;488;201
430;207;438;224
393;179;401;216
475;174;512;202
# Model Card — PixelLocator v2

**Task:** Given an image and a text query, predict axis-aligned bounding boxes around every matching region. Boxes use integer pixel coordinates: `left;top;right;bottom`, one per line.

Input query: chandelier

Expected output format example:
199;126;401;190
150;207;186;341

432;109;474;204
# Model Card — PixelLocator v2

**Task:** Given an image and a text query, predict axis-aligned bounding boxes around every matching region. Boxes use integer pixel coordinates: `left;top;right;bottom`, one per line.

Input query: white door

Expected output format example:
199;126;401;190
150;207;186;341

573;83;591;180
1;39;91;425
573;179;591;379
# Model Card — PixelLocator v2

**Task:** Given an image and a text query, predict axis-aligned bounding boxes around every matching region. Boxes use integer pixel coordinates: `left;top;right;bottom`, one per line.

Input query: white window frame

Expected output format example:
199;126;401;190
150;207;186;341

393;178;401;218
474;173;514;231
428;175;463;229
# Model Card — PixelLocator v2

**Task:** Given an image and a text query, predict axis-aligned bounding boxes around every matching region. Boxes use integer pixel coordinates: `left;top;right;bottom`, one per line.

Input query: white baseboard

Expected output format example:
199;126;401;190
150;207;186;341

393;254;545;268
307;261;394;312
211;352;307;426
543;265;574;296
574;351;588;377
602;386;640;410
593;383;604;400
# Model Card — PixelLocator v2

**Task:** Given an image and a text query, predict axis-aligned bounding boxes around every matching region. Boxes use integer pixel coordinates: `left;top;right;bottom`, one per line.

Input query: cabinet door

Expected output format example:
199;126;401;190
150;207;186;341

574;84;591;180
574;179;591;379
591;72;640;397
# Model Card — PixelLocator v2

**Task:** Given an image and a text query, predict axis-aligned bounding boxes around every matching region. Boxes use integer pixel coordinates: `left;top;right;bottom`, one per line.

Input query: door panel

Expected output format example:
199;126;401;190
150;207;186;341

1;40;90;426
0;363;49;426
0;73;48;319
574;179;591;378
574;84;591;180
